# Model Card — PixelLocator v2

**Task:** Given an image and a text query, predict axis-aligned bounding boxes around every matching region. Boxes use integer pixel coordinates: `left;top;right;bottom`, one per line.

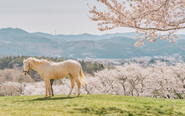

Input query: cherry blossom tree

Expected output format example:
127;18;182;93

81;76;98;94
91;62;185;99
0;82;26;96
95;69;122;95
89;0;185;46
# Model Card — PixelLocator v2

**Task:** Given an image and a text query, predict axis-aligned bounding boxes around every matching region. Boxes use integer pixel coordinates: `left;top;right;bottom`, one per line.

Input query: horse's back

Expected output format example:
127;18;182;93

47;60;81;78
65;60;80;67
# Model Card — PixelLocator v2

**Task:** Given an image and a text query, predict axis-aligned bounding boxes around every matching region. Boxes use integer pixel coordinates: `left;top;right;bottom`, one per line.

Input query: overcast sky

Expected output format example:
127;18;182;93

0;0;184;35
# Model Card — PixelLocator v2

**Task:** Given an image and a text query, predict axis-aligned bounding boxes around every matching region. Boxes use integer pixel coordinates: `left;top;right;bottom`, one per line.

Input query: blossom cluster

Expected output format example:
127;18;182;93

89;0;185;46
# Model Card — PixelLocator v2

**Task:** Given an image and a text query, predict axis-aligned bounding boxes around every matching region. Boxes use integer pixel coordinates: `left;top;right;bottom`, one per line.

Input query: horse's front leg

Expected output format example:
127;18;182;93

44;79;52;98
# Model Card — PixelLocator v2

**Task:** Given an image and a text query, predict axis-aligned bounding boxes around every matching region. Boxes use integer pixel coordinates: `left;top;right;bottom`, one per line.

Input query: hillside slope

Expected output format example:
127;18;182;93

0;95;184;116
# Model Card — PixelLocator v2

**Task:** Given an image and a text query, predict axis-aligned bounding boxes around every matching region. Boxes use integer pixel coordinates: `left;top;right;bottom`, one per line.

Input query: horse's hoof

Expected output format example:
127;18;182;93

44;97;47;98
67;95;70;97
49;95;52;97
77;95;80;97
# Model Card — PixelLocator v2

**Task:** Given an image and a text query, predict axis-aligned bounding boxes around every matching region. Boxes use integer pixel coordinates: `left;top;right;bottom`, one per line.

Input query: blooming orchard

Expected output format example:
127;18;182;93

0;62;185;99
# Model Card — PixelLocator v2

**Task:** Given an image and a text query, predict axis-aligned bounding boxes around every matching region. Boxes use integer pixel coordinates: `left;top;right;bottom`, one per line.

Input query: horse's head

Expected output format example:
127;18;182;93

23;59;31;76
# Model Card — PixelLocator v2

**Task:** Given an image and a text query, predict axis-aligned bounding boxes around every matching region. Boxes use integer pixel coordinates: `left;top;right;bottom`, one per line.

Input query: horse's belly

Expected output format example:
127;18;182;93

51;72;68;79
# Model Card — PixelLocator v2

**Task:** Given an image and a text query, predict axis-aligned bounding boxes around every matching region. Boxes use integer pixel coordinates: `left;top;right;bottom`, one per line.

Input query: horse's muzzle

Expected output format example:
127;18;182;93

23;71;29;76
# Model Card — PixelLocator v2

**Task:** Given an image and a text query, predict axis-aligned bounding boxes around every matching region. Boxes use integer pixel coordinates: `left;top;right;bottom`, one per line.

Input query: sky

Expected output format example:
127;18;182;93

0;0;184;35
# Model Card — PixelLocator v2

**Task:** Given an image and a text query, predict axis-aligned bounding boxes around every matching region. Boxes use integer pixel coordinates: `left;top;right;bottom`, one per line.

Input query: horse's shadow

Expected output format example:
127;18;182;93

28;96;76;101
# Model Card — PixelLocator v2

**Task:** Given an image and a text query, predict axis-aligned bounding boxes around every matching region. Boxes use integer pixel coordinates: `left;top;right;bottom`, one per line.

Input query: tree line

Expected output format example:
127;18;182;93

0;55;65;70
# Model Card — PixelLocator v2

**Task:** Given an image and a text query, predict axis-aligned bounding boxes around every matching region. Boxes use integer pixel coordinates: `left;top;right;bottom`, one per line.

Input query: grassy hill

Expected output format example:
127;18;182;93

0;95;185;116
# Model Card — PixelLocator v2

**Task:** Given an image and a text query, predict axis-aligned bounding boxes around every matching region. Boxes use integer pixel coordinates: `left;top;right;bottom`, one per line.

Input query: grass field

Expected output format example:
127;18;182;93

0;94;185;116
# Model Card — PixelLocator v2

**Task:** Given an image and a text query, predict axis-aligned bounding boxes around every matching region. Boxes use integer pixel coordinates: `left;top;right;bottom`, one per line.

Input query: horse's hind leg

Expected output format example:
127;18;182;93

68;75;75;97
50;79;54;96
74;77;81;97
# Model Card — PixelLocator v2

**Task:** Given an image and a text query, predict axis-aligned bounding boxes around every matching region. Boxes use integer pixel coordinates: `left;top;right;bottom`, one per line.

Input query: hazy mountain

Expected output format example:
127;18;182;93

0;28;185;59
58;37;185;58
0;27;29;35
32;32;137;42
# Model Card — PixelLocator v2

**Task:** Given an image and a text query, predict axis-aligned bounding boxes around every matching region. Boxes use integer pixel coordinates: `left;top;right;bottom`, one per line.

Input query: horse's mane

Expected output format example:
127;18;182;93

26;57;52;63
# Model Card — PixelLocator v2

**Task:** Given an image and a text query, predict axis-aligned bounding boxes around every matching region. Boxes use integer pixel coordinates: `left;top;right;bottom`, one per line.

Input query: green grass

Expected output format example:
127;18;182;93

0;95;185;116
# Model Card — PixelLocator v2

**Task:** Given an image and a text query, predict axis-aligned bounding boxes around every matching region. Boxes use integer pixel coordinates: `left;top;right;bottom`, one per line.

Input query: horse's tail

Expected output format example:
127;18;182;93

79;67;88;86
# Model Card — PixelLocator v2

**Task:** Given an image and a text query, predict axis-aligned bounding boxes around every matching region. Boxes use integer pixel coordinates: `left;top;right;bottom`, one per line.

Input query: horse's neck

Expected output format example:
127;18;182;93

30;61;44;73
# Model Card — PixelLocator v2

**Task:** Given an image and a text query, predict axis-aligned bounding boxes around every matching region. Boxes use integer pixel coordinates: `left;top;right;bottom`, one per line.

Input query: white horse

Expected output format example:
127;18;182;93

23;57;87;98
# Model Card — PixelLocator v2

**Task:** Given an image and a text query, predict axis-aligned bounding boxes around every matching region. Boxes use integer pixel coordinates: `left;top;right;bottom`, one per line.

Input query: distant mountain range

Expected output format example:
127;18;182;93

0;27;185;59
